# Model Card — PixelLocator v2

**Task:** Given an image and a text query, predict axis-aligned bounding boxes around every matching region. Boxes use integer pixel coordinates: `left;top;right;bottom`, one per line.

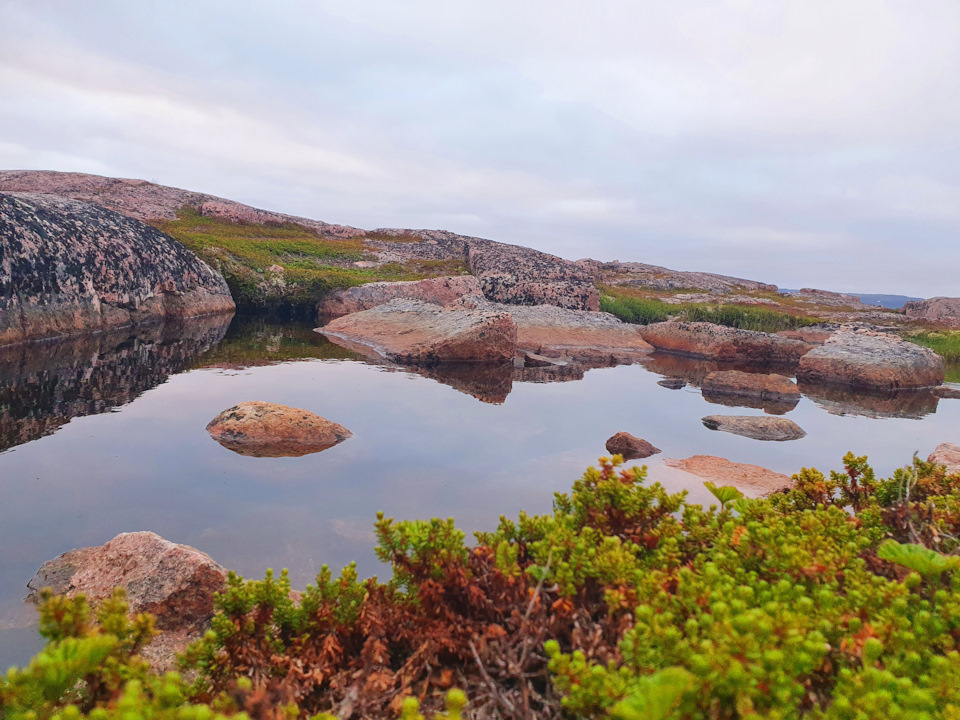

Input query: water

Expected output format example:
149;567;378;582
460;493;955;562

2;313;959;666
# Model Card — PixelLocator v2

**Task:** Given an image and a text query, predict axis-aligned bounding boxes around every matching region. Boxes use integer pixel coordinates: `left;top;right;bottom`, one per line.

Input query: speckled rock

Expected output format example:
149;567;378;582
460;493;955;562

665;455;793;497
605;432;660;460
639;322;813;365
903;297;960;327
797;329;944;391
27;531;227;670
584;260;776;294
317;276;481;318
929;443;960;474
701;415;807;441
206;401;352;457
319;299;518;365
0;192;234;345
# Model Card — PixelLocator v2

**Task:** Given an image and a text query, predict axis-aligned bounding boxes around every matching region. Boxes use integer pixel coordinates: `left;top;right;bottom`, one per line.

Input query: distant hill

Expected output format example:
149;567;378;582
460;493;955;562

780;290;921;310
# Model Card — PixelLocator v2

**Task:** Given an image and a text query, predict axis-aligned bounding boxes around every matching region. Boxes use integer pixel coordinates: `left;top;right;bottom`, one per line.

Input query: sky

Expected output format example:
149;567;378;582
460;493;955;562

1;1;959;296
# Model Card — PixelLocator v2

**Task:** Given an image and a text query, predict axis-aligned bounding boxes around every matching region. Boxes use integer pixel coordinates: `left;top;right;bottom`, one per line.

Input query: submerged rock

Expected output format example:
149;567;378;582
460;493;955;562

319;299;518;365
316;276;482;319
701;370;800;415
639;322;813;365
0;192;234;346
664;455;793;497
928;443;960;475
206;401;352;457
605;432;660;460
701;415;807;441
797;329;944;391
27;531;227;670
658;378;687;390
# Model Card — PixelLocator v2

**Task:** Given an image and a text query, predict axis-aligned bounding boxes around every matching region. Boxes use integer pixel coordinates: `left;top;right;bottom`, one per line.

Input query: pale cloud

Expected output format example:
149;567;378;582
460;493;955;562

0;0;958;296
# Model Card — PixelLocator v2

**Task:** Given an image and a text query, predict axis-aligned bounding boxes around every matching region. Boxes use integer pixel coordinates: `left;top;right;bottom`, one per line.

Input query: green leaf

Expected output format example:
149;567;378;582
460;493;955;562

611;667;692;720
877;540;959;578
704;482;744;507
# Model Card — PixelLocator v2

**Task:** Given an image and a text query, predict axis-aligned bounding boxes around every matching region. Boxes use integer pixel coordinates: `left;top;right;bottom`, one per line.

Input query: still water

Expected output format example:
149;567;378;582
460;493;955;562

2;313;958;665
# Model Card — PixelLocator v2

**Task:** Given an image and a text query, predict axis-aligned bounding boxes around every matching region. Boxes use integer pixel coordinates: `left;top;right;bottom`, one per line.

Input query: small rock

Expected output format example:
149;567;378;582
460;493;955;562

701;415;807;441
797;329;944;391
934;386;960;399
701;370;800;414
665;455;793;497
206;401;352;457
658;378;686;390
27;531;227;670
928;443;960;474
605;432;661;460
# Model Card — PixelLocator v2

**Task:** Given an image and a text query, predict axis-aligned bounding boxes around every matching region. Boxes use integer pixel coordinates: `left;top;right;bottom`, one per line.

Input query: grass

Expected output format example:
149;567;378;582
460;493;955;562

905;330;960;382
153;208;467;311
599;286;819;333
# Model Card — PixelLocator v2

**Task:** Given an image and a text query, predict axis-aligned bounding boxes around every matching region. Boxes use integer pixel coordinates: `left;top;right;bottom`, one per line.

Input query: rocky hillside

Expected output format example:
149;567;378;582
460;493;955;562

0;192;234;345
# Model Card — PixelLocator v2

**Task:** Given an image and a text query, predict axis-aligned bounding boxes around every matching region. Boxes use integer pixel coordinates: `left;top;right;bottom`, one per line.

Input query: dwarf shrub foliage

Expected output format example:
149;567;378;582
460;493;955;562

6;453;960;719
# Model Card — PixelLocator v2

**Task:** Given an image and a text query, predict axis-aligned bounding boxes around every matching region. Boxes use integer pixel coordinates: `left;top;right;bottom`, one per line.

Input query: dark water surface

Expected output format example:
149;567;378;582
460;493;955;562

2;313;959;665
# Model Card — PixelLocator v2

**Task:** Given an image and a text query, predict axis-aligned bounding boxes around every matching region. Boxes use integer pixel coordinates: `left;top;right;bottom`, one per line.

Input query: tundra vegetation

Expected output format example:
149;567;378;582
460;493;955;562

152;209;467;313
6;452;960;719
906;331;960;383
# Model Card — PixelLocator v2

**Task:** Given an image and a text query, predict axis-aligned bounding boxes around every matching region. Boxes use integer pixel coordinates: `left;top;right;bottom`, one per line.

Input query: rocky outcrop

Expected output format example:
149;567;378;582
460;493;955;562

466;242;599;311
0;192;234;346
585;260;776;295
0;315;231;452
701;371;800;415
784;289;867;308
664;456;793;497
701;415;807;441
639;322;813;365
0;170;361;238
206;401;352;457
797;329;944;391
605;432;660;460
317;276;481;318
903;297;960;327
928;443;960;474
319;299;518;365
27;531;227;669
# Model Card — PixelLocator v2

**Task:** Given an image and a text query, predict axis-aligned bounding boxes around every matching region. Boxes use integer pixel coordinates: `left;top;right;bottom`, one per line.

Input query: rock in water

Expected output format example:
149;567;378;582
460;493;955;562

701;370;801;414
797;329;944;391
0;192;234;345
928;443;960;475
665;455;793;497
319;299;518;365
701;415;807;441
317;276;483;318
639;322;813;365
26;531;227;669
934;386;960;399
605;432;660;460
206;401;352;457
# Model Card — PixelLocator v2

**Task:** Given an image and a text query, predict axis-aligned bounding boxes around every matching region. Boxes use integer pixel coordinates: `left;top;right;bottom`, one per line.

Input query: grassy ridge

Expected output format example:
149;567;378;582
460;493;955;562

154;208;467;311
599;287;818;333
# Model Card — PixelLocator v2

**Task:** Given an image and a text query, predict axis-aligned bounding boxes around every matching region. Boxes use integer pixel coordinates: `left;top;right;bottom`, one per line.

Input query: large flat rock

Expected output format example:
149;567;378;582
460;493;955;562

928;443;960;475
797;329;944;391
665;455;793;497
639;322;813;365
0;192;234;346
318;299;518;365
701;414;807;441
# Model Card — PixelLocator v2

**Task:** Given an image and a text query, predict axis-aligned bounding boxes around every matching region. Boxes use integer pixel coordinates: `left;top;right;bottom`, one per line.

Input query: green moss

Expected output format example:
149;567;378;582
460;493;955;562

153;208;467;311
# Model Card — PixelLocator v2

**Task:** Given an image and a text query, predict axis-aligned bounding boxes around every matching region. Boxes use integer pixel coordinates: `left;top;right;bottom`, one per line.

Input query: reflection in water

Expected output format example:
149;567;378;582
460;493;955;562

701;388;800;416
798;382;941;419
0;315;233;453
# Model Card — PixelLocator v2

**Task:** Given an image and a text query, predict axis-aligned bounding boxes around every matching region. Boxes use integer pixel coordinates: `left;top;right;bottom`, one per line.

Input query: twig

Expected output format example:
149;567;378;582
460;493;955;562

469;640;516;717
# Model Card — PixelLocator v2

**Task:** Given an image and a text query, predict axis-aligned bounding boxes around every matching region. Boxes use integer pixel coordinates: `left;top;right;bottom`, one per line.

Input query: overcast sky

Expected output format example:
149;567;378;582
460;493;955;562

1;1;958;296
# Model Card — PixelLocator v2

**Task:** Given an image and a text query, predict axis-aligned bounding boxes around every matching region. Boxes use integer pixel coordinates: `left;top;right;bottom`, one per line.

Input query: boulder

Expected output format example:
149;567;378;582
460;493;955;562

206;401;352;457
796;329;944;391
316;276;482;319
0;192;235;346
934;386;960;400
928;443;960;475
903;297;960;327
27;531;227;669
665;455;793;497
701;370;801;414
605;432;661;460
639;322;813;365
319;299;518;365
701;415;807;441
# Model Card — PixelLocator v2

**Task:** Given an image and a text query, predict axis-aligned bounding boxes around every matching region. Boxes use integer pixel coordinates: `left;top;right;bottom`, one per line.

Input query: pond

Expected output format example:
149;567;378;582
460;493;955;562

2;313;959;666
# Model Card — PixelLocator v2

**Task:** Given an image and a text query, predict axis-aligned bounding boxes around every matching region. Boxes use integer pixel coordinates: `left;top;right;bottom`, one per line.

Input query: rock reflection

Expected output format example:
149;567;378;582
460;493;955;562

798;382;940;419
0;315;232;452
